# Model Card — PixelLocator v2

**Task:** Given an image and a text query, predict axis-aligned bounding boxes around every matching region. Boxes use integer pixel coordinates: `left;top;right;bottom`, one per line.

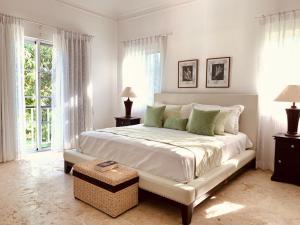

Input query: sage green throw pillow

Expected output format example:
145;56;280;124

144;105;166;128
164;117;188;131
187;109;220;136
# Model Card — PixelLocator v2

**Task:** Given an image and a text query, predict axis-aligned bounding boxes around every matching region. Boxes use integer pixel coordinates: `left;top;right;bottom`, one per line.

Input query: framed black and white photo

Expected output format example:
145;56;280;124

206;57;231;88
178;59;198;88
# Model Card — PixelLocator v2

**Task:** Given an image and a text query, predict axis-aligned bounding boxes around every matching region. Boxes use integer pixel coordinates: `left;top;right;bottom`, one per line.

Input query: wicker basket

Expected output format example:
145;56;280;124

73;160;139;217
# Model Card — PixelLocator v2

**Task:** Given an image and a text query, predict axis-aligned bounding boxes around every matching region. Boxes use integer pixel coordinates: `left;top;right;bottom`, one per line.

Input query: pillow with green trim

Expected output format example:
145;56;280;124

164;117;188;131
163;106;181;121
154;103;182;121
214;110;231;135
144;105;166;128
187;109;220;136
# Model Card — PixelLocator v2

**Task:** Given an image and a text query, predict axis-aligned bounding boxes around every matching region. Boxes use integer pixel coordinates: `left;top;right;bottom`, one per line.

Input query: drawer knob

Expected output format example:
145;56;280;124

278;160;282;164
291;144;295;149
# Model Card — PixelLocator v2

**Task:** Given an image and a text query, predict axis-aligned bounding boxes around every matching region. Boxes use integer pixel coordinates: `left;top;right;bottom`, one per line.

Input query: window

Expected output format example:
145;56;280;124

122;52;161;114
24;39;53;152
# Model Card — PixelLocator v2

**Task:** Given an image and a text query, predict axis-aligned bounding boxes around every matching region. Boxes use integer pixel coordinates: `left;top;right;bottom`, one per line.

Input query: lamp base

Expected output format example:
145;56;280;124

124;98;133;118
284;133;300;137
285;106;300;137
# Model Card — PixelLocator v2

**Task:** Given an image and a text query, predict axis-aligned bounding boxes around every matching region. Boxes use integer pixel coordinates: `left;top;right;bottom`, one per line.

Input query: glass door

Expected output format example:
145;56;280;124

24;39;53;152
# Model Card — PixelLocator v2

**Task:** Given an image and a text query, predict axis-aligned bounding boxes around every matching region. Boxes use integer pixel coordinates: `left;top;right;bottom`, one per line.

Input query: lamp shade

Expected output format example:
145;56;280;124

120;87;136;98
275;85;300;103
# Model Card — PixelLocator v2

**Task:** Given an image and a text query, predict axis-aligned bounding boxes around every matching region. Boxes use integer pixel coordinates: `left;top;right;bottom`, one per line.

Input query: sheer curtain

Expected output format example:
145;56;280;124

52;29;93;151
257;12;300;170
0;14;25;162
121;35;167;117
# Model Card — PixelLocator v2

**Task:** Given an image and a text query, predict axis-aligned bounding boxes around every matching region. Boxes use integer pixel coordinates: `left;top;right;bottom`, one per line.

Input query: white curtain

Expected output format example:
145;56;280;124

257;12;300;170
121;35;167;117
52;29;93;151
0;14;25;162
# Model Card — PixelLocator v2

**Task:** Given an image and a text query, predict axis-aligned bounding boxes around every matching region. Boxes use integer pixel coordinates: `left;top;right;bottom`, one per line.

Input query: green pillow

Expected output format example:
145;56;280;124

214;110;231;135
164;117;188;131
187;109;220;136
144;105;166;128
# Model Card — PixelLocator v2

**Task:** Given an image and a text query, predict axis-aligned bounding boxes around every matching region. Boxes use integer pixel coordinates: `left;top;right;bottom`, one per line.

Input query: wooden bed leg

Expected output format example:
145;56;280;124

64;161;73;174
250;158;256;170
181;204;193;225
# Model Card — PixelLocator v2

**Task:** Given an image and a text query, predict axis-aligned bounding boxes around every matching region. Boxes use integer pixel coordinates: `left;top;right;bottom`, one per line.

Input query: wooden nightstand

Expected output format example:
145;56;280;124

271;133;300;186
115;117;141;127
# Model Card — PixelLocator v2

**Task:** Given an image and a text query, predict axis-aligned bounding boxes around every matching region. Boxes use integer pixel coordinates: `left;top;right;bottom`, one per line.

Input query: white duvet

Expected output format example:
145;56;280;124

78;125;251;183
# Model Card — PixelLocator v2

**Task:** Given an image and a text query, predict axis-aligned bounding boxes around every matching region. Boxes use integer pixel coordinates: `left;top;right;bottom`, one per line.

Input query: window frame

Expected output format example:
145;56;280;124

24;37;53;152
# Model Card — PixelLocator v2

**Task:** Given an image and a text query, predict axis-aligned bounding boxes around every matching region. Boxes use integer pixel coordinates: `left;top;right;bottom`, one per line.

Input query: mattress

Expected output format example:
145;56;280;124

78;125;252;183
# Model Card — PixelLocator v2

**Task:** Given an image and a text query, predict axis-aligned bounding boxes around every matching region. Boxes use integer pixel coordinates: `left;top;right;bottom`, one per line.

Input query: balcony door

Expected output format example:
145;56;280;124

24;39;52;152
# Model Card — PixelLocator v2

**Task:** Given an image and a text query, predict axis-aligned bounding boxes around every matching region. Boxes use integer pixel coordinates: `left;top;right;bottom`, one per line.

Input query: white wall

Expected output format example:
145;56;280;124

118;0;279;96
1;0;295;125
0;0;117;128
278;0;300;11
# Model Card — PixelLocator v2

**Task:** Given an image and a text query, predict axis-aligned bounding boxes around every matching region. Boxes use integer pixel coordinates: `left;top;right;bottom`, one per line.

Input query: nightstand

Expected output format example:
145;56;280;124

271;133;300;186
115;117;141;127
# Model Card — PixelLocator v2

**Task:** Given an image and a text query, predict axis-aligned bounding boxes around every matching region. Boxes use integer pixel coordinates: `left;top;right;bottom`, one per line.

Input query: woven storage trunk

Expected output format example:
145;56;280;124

73;160;139;217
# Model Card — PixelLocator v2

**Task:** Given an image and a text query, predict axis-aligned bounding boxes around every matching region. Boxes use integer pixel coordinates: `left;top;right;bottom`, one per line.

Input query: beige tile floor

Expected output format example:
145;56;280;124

0;151;300;225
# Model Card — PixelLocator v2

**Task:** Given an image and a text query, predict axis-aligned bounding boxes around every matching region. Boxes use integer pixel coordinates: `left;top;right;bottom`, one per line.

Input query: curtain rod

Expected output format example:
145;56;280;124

0;12;94;38
120;32;173;43
255;9;300;19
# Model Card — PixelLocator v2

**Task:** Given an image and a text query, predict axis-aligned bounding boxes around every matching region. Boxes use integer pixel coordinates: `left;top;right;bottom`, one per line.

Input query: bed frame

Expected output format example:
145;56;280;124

64;93;258;225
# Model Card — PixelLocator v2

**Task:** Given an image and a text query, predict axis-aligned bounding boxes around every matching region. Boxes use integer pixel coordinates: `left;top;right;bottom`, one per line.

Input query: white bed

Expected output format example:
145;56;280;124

78;124;252;183
64;93;258;225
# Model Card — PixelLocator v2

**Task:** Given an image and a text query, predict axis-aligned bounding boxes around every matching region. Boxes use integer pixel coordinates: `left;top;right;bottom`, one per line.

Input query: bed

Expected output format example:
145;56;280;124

64;93;258;225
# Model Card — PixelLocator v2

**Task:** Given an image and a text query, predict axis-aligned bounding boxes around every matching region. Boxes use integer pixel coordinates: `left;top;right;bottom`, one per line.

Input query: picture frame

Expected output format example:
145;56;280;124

178;59;199;88
206;57;231;88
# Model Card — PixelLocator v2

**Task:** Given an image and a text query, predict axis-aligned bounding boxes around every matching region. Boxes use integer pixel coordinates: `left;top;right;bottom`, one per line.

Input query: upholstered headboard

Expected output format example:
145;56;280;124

154;93;258;149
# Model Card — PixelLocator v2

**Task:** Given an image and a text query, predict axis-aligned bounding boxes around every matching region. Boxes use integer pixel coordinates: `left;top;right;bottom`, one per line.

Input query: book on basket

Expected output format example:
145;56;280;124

95;161;118;172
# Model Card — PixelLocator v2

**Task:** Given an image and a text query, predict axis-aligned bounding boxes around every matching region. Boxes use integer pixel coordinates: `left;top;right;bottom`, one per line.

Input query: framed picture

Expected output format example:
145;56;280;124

178;59;199;88
206;57;231;88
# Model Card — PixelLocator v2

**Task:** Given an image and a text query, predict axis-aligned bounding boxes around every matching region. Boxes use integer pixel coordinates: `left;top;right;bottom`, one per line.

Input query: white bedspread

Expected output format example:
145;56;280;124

78;125;251;183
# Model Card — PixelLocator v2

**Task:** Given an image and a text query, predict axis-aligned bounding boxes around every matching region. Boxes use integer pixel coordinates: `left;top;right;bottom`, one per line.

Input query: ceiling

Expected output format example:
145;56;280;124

56;0;197;20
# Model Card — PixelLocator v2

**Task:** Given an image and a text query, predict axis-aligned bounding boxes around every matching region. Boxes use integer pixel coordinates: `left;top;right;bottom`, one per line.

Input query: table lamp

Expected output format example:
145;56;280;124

275;85;300;136
120;87;136;118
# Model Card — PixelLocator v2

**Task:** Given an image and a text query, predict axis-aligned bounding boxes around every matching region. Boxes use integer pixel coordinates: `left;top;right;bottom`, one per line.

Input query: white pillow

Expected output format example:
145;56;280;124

193;103;244;134
214;110;231;135
223;105;244;134
180;103;194;119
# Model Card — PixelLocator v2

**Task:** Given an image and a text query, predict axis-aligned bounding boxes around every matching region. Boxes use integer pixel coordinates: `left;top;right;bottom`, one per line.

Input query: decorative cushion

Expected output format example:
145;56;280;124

163;105;182;121
163;117;188;131
192;103;244;134
154;102;193;120
180;104;194;119
187;109;220;136
224;105;244;134
144;105;166;128
214;110;231;135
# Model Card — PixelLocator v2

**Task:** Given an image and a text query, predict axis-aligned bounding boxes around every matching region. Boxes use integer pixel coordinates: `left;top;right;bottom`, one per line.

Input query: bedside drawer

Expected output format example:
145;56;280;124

130;118;140;125
276;139;300;151
115;117;141;127
272;160;300;185
116;119;129;127
275;139;300;161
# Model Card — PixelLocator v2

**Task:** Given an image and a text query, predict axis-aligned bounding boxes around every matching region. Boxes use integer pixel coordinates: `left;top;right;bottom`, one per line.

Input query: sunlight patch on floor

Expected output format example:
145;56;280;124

205;201;244;218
